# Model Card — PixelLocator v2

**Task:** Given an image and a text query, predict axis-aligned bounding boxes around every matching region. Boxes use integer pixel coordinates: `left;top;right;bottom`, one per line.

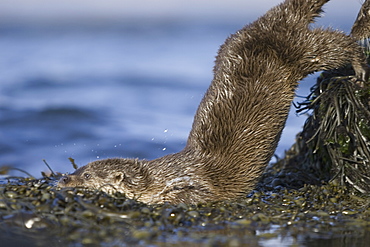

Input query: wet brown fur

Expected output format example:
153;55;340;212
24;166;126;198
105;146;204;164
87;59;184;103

58;0;369;204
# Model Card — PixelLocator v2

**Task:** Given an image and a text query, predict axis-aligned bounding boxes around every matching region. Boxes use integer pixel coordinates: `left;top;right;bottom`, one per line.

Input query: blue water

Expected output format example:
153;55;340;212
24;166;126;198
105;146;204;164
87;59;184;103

0;8;359;176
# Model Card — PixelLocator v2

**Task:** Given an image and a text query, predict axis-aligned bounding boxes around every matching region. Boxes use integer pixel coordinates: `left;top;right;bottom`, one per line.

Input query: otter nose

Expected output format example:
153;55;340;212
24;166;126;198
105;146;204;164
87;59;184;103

59;175;70;185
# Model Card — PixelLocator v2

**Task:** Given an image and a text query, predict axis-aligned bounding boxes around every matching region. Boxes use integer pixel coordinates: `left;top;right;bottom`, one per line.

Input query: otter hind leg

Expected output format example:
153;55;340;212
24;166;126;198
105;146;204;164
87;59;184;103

305;29;369;81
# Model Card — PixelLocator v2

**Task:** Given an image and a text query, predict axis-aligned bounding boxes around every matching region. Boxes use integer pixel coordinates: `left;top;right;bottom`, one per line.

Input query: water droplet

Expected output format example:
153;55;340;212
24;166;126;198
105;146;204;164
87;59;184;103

162;148;166;151
164;129;168;133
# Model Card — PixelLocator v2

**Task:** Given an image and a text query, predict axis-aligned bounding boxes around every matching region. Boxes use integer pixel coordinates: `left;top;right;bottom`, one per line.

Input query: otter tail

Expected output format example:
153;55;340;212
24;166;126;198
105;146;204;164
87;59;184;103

351;0;370;40
275;0;330;25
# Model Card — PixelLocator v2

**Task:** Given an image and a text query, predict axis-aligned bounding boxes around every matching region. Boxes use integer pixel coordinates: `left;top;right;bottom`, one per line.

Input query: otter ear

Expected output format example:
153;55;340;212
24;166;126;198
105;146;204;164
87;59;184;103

113;172;124;183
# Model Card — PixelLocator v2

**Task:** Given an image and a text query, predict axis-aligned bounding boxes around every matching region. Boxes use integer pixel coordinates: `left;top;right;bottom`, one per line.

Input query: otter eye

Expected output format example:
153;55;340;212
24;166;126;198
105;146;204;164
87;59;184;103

84;173;91;180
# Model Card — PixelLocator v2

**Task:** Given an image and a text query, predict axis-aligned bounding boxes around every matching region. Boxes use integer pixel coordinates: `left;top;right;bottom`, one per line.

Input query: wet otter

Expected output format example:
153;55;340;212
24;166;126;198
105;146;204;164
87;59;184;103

58;0;369;204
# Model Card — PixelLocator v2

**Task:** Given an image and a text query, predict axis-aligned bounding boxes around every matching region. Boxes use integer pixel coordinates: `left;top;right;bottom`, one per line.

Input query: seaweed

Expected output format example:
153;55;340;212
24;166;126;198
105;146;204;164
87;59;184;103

1;175;370;246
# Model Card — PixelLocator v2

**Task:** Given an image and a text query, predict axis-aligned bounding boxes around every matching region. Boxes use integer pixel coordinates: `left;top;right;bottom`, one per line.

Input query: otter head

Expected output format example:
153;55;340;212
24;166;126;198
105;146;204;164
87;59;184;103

57;158;154;201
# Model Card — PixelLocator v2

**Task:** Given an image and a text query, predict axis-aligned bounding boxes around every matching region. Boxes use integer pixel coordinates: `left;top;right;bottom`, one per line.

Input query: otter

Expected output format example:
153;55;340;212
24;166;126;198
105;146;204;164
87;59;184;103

58;0;369;204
